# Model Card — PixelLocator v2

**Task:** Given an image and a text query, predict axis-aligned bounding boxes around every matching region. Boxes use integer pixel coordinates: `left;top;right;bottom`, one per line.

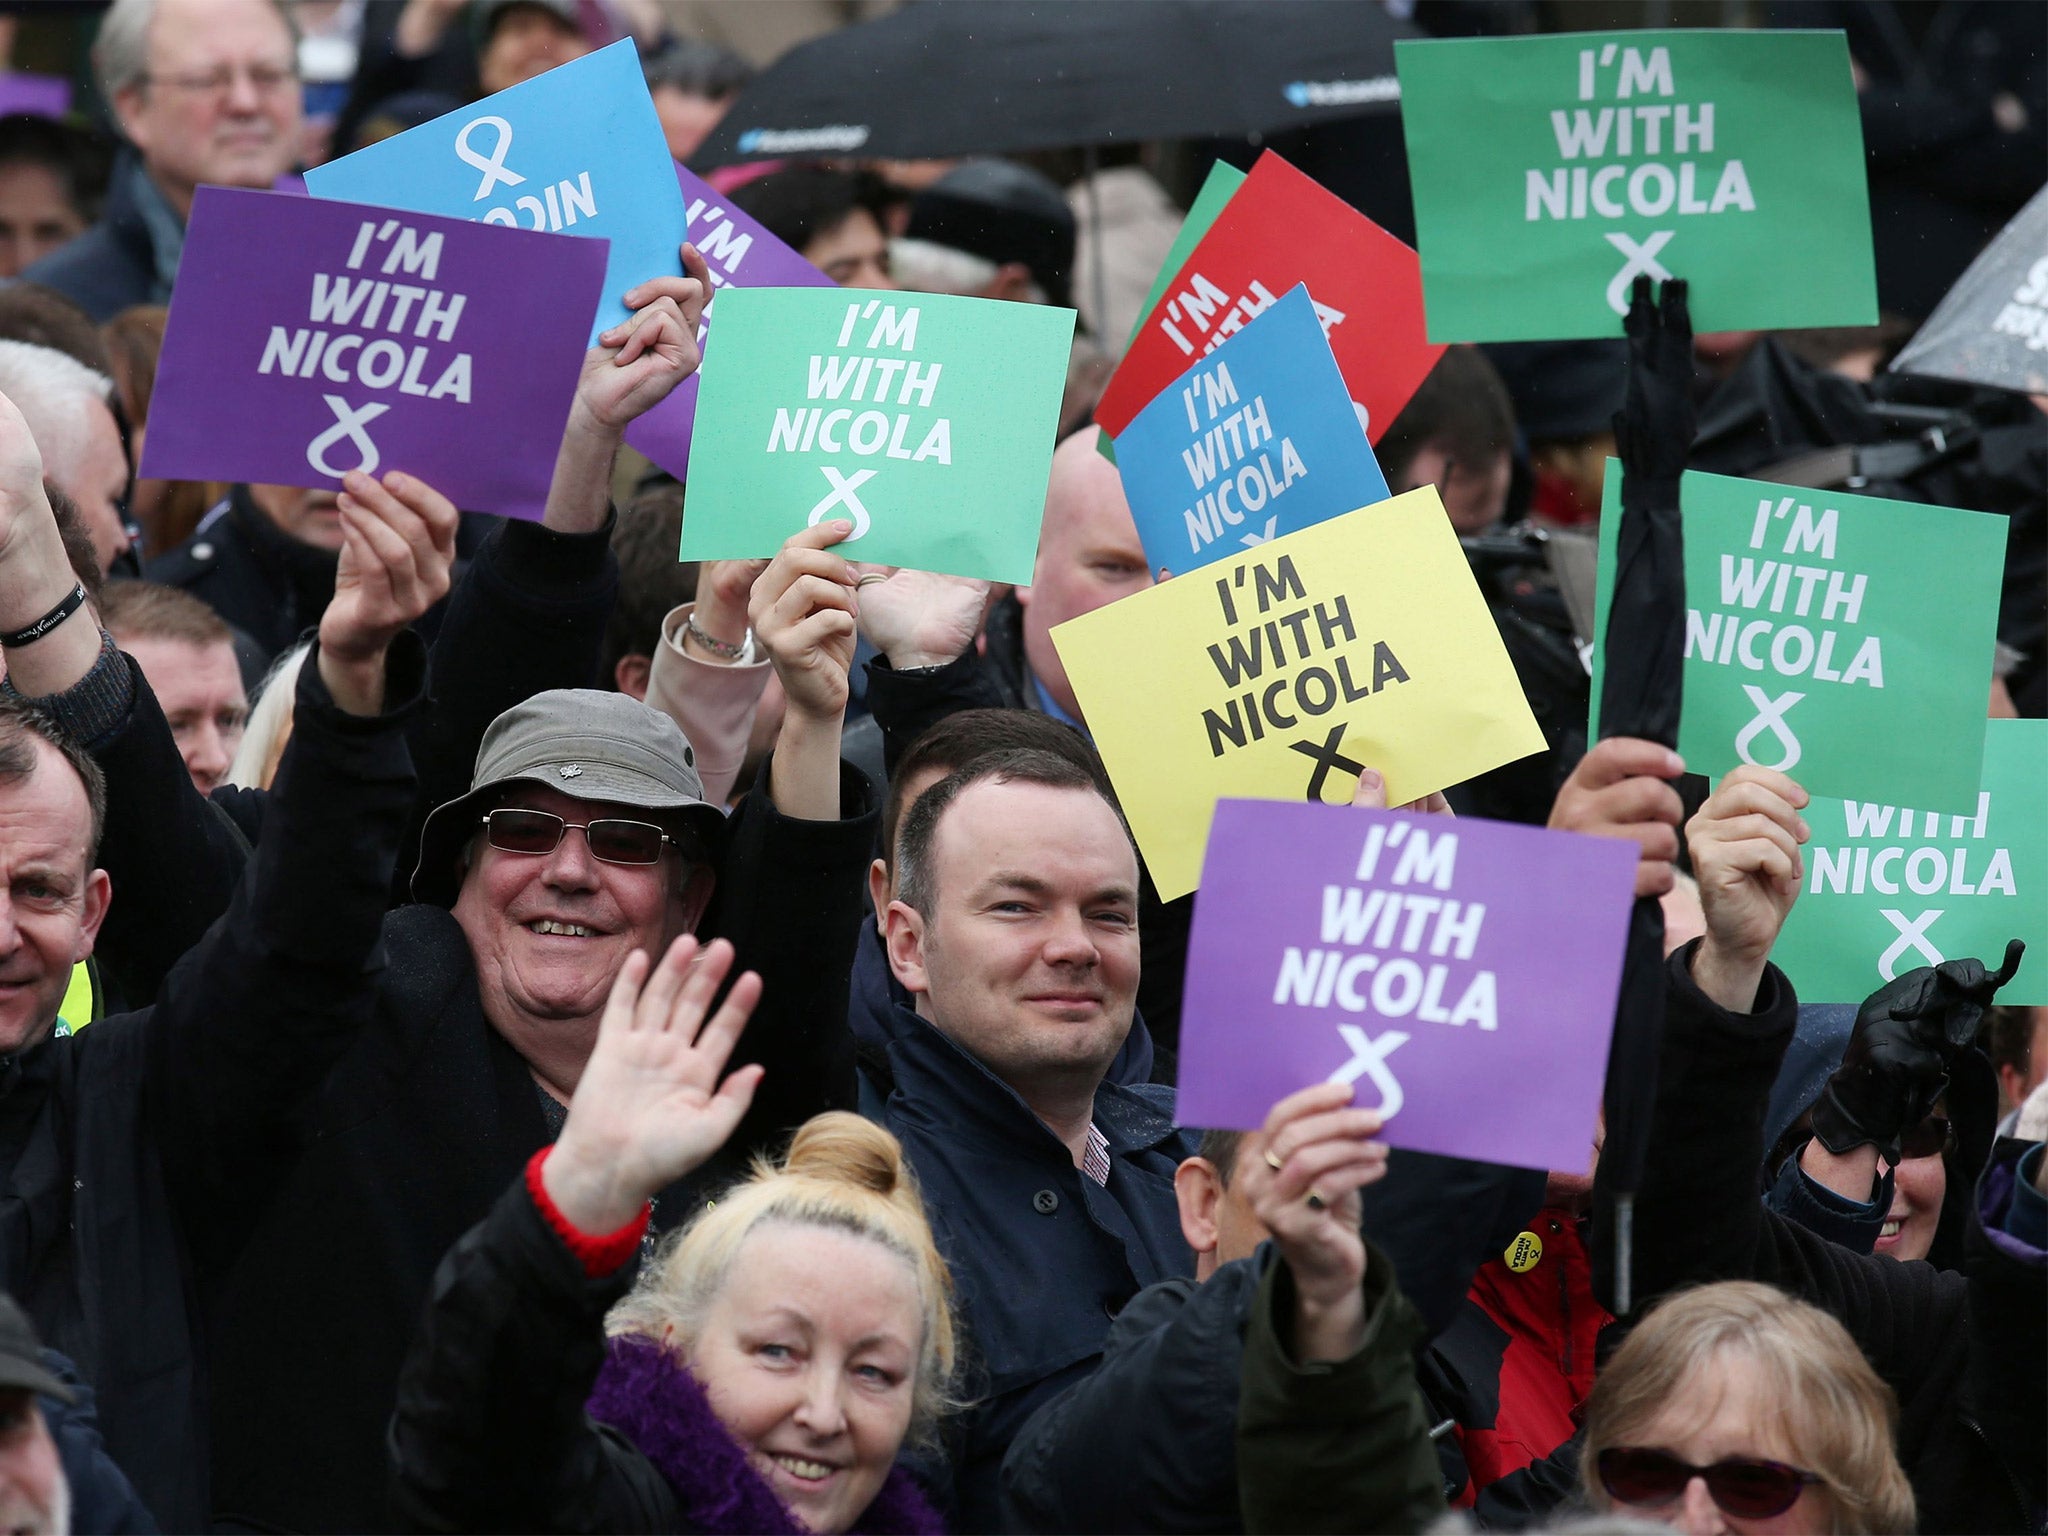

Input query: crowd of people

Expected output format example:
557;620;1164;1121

0;1;2034;1534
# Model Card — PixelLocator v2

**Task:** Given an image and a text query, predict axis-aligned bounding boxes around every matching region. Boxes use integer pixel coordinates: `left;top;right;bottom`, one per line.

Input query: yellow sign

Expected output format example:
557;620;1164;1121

1052;488;1545;899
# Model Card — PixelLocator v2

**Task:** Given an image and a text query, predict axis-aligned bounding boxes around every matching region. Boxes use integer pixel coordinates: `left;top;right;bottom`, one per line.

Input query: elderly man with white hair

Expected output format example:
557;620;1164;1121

24;0;301;319
0;342;129;573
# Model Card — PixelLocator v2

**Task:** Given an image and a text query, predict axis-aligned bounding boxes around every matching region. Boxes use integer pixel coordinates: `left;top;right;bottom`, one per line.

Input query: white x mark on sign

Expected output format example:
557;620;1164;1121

455;114;525;201
1328;1025;1409;1119
1604;230;1675;315
306;395;390;478
1239;516;1280;548
807;467;876;540
1878;909;1946;979
1734;686;1806;772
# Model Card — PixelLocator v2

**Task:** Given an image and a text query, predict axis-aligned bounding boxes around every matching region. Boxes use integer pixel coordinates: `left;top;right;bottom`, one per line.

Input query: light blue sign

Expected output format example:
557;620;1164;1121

1116;285;1391;577
305;41;685;340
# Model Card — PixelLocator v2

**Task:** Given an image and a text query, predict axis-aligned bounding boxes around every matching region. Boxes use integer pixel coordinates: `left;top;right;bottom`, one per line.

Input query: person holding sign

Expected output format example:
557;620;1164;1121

1593;764;2046;1534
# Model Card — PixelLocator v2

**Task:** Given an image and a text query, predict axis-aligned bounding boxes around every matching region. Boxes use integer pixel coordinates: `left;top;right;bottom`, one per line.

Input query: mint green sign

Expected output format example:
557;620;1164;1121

680;288;1075;583
1775;720;2046;1005
1590;465;2007;813
1102;159;1247;467
1396;30;1876;341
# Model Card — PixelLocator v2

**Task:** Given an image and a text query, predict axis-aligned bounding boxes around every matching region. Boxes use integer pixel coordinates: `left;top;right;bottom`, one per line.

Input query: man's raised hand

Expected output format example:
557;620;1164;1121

0;392;48;561
543;936;765;1234
317;469;458;715
852;565;992;671
751;521;859;724
1548;736;1687;897
1686;764;1810;1012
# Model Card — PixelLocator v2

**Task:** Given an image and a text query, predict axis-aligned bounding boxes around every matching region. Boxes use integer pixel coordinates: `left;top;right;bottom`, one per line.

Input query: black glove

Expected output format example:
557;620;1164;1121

1811;939;2024;1161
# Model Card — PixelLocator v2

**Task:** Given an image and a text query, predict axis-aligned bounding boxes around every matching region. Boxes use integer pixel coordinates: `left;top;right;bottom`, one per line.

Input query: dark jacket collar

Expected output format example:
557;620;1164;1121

877;996;1180;1167
227;484;341;610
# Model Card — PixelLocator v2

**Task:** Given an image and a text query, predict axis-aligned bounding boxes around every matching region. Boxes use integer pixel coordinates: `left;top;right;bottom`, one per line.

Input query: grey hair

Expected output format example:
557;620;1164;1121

92;0;156;102
94;0;300;104
890;236;1047;304
0;341;114;486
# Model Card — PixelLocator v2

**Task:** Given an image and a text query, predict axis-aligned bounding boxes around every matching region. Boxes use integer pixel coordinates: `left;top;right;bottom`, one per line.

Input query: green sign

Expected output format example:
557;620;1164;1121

1396;30;1876;341
680;287;1074;583
1590;464;2007;813
1101;159;1248;466
1775;719;2046;1005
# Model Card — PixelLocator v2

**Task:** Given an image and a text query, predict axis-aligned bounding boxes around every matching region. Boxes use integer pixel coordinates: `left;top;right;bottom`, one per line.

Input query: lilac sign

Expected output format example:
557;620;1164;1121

142;187;605;519
1176;800;1638;1172
0;73;70;120
623;163;831;480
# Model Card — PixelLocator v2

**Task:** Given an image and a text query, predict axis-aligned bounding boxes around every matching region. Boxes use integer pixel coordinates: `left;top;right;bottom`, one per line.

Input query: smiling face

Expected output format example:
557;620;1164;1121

451;782;709;1097
689;1223;923;1534
1874;1149;1945;1262
0;736;110;1053
887;778;1139;1110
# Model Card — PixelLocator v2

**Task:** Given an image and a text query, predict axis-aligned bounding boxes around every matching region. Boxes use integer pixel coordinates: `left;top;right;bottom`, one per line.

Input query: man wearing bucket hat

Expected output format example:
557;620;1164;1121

186;519;875;1533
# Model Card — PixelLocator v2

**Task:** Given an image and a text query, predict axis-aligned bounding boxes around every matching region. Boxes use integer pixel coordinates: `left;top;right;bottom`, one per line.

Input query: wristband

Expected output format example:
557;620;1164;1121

0;583;87;649
683;613;748;662
525;1146;650;1277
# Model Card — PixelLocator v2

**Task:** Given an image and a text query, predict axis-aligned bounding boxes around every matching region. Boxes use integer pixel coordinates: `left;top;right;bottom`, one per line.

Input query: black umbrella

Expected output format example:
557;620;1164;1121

692;0;1417;165
1598;276;1692;1316
1890;183;2048;396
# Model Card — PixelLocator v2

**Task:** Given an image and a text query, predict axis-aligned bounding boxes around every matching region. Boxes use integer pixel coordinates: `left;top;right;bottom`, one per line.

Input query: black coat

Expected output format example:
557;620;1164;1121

144;489;341;673
0;643;426;1532
998;1153;1539;1534
201;754;876;1532
20;153;167;321
866;995;1194;1532
1594;944;2047;1535
94;512;620;1013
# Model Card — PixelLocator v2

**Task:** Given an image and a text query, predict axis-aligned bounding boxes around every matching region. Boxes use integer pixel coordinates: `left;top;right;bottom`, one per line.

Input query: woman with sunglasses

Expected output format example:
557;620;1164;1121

1583;1282;1914;1535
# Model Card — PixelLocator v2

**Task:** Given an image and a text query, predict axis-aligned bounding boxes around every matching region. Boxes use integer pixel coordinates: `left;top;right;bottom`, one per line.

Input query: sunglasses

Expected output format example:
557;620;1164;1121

1597;1448;1820;1519
479;808;678;866
1897;1114;1955;1162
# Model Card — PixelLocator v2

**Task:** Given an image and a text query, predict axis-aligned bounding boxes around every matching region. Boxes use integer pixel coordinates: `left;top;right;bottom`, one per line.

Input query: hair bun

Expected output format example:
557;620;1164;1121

783;1112;907;1197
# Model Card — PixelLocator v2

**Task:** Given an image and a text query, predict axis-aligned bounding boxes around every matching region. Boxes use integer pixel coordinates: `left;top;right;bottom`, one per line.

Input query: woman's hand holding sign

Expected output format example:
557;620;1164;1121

1243;1082;1390;1365
752;522;859;822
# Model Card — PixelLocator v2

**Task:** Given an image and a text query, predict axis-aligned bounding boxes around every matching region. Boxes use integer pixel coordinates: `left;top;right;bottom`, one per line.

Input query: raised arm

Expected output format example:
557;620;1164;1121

145;478;455;1273
391;936;761;1532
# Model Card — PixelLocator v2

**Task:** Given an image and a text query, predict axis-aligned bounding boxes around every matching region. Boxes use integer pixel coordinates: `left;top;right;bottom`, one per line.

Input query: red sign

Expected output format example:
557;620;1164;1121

1096;153;1445;447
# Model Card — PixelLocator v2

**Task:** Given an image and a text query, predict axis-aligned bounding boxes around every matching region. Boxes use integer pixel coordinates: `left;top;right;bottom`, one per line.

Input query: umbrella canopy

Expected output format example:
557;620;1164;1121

1891;183;2048;396
1598;277;1693;1317
693;0;1417;165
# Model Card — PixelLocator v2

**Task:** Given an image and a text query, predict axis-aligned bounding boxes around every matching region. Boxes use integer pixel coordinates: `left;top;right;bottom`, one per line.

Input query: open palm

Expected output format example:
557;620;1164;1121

546;937;764;1232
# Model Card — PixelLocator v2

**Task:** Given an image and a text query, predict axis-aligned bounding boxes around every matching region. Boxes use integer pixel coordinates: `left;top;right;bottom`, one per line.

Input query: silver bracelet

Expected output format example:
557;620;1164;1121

683;614;747;661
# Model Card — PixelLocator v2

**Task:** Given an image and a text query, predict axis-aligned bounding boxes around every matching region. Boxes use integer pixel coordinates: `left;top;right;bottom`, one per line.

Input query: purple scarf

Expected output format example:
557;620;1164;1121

586;1334;947;1536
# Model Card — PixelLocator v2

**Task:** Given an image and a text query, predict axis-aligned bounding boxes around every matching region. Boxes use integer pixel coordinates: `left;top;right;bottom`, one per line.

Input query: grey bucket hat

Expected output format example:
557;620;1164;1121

412;689;726;906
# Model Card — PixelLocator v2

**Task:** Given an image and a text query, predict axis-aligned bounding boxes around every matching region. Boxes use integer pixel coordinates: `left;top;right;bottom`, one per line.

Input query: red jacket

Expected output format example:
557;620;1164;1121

1425;1206;1611;1504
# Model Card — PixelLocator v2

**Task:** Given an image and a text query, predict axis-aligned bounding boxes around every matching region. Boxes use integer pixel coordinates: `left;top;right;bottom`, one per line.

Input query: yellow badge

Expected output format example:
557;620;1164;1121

1503;1230;1544;1272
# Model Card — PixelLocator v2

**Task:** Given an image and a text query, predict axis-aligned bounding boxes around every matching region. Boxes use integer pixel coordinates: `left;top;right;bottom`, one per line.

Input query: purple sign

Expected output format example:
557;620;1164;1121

143;188;604;519
623;162;831;480
0;73;71;120
1176;800;1637;1172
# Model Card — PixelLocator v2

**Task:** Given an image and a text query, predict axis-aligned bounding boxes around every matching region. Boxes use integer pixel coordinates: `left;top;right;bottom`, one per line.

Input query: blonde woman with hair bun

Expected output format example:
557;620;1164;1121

391;935;955;1534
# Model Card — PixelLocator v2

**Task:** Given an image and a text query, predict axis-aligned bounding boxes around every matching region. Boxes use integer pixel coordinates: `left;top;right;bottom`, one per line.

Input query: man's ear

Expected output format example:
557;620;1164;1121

109;86;150;152
73;869;112;963
1173;1156;1223;1258
884;898;931;997
614;653;652;701
866;856;889;921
